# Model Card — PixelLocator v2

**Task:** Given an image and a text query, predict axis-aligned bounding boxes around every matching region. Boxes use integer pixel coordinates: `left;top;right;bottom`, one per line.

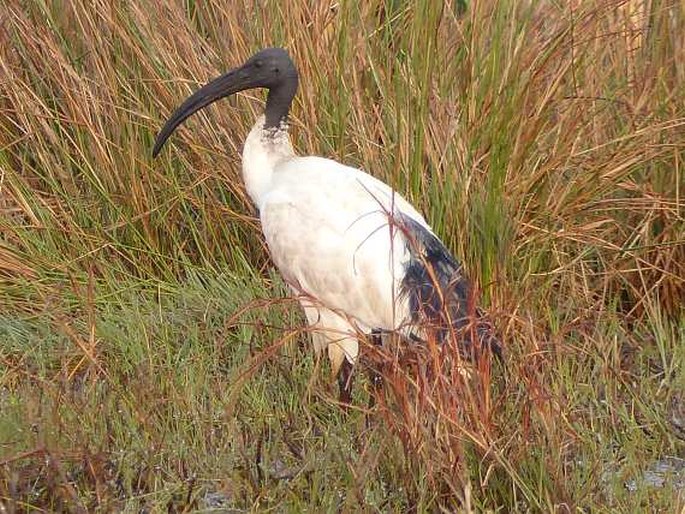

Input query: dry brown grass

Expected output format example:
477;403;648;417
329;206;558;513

1;0;683;511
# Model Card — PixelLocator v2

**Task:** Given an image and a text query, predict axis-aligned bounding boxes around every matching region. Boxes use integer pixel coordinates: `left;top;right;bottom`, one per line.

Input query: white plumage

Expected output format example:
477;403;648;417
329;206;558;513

242;116;431;373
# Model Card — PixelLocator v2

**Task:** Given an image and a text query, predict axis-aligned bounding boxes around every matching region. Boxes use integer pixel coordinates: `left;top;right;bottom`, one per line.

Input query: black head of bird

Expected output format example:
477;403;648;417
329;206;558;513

152;47;298;158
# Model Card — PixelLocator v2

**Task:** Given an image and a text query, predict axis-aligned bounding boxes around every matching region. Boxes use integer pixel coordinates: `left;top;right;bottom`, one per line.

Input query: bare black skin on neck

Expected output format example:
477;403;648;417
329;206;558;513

152;47;298;157
264;71;298;130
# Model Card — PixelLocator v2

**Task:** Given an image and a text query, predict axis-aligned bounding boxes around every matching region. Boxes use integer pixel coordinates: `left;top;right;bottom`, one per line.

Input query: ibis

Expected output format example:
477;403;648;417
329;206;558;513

153;47;501;403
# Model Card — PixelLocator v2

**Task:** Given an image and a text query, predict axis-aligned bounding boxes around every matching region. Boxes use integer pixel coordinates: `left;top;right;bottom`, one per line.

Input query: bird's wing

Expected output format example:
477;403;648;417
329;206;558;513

260;156;424;332
260;156;502;359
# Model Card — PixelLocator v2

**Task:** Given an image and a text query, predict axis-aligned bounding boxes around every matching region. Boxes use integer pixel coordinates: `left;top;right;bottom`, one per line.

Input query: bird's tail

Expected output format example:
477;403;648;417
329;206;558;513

398;216;503;362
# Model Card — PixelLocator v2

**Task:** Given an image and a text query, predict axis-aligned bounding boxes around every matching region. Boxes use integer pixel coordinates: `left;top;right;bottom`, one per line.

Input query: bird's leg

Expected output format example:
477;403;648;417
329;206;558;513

367;329;384;410
337;357;354;407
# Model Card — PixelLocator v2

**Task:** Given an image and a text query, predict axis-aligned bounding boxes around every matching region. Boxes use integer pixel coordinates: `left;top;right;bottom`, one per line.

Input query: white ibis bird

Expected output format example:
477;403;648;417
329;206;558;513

153;48;501;403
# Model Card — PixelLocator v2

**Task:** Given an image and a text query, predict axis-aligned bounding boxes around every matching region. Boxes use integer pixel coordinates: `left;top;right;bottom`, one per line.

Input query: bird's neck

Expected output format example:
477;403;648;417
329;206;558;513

264;78;297;129
241;115;294;208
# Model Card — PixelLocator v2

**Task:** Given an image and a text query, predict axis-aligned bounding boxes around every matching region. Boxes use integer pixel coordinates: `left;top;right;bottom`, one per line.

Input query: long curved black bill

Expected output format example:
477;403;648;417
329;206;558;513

152;68;248;158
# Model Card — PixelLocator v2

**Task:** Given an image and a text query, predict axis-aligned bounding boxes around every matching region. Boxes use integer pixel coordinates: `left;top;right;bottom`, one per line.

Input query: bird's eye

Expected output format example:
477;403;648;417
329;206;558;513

273;67;280;73
254;60;263;68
